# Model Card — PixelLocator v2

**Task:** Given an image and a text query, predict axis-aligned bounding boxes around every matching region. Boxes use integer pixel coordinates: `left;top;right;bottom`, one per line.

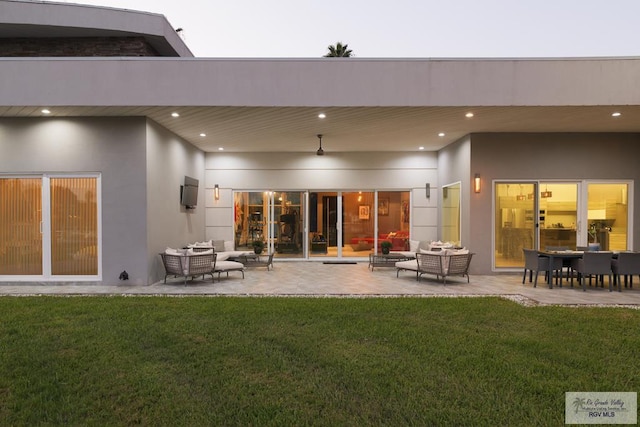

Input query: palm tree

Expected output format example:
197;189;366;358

572;397;586;414
324;42;353;57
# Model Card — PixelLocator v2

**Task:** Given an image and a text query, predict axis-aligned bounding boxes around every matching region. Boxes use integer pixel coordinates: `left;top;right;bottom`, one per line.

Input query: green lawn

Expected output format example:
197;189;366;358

0;296;637;426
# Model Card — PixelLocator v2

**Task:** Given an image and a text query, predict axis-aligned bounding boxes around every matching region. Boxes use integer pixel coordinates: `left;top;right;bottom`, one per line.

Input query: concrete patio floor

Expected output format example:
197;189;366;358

1;262;639;308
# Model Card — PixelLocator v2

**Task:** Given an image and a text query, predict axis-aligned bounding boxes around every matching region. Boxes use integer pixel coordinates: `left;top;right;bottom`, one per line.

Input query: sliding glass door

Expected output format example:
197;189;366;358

309;190;410;259
0;175;100;280
309;191;340;258
50;177;99;275
234;190;411;260
538;182;579;250
494;182;537;268
233;191;305;258
0;178;43;275
494;180;632;269
586;183;629;251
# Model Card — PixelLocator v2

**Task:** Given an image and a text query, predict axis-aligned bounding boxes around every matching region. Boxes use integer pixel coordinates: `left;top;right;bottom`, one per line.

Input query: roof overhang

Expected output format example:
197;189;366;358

2;57;640;152
0;0;193;57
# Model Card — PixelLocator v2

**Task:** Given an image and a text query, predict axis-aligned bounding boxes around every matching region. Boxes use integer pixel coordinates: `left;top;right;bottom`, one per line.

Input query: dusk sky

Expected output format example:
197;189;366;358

69;0;640;58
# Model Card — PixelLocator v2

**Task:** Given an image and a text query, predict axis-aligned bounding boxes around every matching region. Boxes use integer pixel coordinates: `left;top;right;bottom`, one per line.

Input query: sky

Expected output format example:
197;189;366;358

65;0;640;58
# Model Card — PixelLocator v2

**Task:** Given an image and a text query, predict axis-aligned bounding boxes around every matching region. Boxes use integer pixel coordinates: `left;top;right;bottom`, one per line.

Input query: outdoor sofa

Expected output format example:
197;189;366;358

396;250;473;284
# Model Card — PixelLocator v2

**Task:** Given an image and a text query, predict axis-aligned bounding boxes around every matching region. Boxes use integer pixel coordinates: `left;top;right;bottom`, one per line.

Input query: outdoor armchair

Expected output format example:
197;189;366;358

611;251;640;290
571;251;613;291
522;248;562;287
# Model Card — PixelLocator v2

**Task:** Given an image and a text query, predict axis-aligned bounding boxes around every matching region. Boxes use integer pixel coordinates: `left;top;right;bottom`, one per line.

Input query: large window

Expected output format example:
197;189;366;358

442;182;461;246
0;175;100;280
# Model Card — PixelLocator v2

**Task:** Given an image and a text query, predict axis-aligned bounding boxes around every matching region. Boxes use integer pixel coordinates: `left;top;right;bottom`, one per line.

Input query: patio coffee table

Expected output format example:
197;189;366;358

369;253;411;271
238;253;274;270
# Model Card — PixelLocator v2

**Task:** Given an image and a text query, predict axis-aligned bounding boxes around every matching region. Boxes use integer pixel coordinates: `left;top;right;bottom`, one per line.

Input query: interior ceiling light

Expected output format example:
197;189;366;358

171;112;180;118
41;109;51;114
465;112;474;118
438;132;445;137
318;113;326;119
218;147;224;151
611;112;621;117
419;146;425;150
199;133;206;137
316;134;324;156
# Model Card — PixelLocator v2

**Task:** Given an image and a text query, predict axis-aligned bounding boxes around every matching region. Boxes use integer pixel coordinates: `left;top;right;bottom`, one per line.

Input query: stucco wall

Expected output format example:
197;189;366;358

204;151;438;245
0;117;148;284
146;119;205;283
470;133;640;274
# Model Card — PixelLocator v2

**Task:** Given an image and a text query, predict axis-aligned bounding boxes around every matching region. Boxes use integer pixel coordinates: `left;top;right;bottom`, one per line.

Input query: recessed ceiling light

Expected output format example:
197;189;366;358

218;147;224;151
465;112;474;118
318;113;326;119
41;109;51;114
200;133;206;137
438;132;445;137
611;112;621;117
419;146;425;150
171;112;180;118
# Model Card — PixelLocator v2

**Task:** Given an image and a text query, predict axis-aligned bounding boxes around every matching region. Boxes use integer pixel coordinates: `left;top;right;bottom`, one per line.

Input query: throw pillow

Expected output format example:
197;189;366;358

212;240;225;252
224;240;235;251
409;240;420;252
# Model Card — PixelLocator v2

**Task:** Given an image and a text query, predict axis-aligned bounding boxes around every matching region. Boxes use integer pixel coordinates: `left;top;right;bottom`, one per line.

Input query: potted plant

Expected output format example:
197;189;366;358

252;240;265;254
380;240;392;255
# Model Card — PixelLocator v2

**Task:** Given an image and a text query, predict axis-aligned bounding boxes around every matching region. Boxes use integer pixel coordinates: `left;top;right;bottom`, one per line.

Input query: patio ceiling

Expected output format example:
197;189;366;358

1;104;638;152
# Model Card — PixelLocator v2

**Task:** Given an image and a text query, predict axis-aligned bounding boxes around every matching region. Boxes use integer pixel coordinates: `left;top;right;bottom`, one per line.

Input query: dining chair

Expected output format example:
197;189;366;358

572;252;614;291
545;246;572;281
611;252;640;290
522;248;562;287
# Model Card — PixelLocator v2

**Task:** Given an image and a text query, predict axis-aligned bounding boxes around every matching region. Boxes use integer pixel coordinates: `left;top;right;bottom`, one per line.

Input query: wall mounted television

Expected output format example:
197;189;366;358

180;176;199;209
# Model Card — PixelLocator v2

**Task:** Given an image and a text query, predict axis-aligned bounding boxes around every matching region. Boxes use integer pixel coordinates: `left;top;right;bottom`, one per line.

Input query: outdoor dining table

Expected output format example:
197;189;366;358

537;250;585;289
537;250;621;289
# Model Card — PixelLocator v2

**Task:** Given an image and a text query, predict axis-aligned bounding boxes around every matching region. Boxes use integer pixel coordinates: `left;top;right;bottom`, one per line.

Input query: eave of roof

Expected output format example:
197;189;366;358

0;0;193;57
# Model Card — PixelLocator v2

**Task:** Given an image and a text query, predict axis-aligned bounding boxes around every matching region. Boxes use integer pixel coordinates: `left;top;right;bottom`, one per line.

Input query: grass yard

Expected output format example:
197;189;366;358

0;296;638;426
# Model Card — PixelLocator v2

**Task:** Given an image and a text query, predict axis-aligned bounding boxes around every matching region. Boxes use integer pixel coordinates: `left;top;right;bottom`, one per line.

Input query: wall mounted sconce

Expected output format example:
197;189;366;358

474;174;481;193
214;184;220;201
425;183;431;199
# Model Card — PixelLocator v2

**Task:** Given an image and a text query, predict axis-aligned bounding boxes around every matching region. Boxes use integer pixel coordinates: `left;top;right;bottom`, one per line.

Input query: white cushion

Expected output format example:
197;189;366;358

409;240;420;252
420;249;444;255
165;247;185;256
448;248;469;255
224;240;235;251
214;260;245;272
187;248;213;255
396;260;418;271
212;240;225;252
